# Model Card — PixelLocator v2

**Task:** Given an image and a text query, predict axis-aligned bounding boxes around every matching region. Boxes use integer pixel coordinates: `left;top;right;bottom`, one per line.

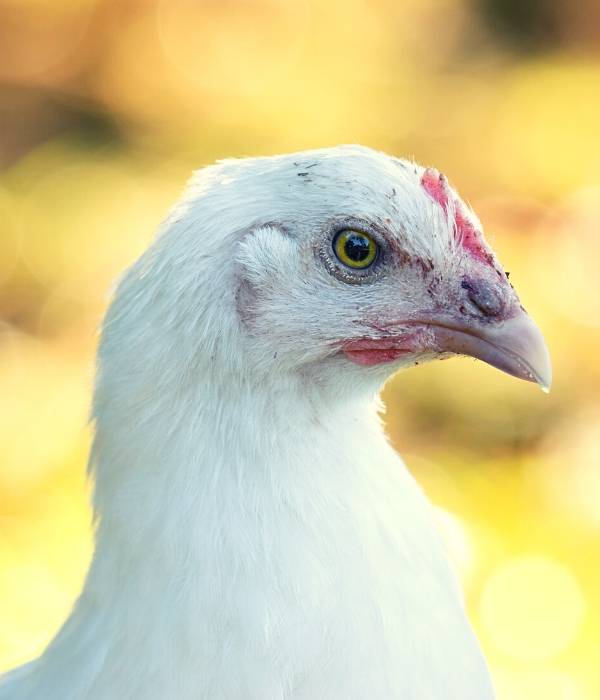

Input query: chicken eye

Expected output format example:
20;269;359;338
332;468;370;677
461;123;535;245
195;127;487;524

333;230;378;269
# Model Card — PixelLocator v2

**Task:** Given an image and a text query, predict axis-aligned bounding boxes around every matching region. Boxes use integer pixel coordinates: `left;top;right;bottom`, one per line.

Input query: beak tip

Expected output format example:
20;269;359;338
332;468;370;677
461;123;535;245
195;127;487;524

537;373;552;394
513;314;552;394
534;348;552;394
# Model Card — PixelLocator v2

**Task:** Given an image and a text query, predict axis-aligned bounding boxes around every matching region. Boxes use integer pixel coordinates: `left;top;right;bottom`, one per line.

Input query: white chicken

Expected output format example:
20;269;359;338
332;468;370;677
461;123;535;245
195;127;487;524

0;145;551;699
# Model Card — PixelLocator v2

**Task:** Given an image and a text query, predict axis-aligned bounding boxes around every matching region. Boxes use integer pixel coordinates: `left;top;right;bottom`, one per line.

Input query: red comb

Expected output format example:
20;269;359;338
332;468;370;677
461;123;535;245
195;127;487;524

420;168;494;267
421;168;449;212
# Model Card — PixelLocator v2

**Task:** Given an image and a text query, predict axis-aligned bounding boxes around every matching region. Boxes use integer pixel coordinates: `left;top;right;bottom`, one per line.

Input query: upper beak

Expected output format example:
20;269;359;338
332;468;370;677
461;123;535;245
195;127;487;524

425;310;552;392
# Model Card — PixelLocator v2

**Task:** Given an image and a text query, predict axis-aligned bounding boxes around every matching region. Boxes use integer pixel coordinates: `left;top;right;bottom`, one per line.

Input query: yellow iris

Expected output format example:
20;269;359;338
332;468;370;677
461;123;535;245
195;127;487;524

333;229;378;269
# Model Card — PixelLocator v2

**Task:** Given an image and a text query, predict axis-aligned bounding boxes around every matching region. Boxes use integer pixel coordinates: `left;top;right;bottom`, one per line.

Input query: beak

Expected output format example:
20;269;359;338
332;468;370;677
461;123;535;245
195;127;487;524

425;310;552;392
343;307;552;392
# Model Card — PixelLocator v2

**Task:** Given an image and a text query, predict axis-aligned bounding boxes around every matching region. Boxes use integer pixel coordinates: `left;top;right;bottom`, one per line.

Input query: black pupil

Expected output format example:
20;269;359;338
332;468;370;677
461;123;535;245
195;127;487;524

344;233;371;262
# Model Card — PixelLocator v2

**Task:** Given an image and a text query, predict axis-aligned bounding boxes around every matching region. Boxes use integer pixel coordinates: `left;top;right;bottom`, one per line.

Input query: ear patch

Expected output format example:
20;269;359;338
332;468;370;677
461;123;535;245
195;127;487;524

235;224;297;330
421;167;494;266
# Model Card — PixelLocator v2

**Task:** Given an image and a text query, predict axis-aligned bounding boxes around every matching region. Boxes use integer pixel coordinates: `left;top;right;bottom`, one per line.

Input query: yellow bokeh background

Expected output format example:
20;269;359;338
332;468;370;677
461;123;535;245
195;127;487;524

1;1;599;697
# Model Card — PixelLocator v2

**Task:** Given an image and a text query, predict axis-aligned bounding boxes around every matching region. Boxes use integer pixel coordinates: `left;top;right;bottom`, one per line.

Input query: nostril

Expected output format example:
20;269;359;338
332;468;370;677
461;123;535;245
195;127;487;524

461;277;504;317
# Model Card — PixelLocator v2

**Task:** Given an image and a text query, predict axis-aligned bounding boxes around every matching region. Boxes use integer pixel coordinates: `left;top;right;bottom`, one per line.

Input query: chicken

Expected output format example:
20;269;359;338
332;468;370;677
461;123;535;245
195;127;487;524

0;145;551;699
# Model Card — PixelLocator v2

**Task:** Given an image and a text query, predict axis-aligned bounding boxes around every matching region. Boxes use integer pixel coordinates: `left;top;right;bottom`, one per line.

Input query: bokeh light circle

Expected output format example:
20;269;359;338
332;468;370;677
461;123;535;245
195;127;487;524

17;159;162;301
0;187;20;286
0;0;95;80
493;669;588;700
532;407;600;529
532;187;600;328
157;0;309;94
480;555;585;661
0;334;90;488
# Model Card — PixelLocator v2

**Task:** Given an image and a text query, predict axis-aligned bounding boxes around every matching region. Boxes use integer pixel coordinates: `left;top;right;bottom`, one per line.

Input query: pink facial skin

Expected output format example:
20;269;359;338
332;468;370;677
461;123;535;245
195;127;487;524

342;330;430;366
343;344;413;366
421;168;494;266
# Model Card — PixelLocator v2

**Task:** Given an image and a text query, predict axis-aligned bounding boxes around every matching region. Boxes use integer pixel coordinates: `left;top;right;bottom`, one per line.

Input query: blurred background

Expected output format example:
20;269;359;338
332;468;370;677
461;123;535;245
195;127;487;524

0;0;599;697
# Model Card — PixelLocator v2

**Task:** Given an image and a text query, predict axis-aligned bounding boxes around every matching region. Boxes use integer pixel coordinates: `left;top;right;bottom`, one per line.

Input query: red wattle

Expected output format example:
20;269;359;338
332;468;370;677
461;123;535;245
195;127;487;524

343;347;413;366
342;334;423;366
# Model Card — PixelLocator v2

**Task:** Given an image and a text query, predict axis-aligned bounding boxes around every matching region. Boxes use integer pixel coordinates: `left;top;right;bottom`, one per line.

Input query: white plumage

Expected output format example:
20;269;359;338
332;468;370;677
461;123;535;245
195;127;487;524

0;145;550;699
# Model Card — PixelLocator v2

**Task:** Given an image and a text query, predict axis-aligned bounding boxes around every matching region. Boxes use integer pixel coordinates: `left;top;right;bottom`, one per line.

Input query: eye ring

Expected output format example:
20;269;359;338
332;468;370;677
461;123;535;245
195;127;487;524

333;229;379;269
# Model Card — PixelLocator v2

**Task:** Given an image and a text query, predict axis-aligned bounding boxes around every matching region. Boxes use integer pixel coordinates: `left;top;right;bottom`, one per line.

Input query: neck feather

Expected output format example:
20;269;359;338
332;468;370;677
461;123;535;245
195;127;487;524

26;366;485;700
90;370;388;570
